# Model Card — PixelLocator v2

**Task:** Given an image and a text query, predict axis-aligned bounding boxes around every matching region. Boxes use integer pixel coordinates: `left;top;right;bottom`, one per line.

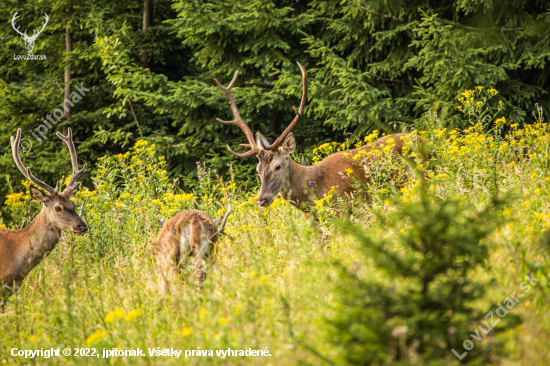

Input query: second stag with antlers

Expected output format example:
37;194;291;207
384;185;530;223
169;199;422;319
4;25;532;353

215;62;421;211
0;128;87;310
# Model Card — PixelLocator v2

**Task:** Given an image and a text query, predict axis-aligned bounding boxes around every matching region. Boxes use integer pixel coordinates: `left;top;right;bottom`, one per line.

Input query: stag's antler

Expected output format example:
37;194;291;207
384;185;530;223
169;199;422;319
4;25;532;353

10;128;87;196
215;63;307;156
11;129;60;194
214;71;261;158
56;128;87;194
261;62;307;151
11;11;28;38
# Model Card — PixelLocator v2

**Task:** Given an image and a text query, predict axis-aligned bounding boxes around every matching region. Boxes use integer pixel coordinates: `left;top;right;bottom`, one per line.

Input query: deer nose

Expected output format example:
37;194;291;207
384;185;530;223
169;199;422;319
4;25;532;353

258;198;271;207
76;224;88;233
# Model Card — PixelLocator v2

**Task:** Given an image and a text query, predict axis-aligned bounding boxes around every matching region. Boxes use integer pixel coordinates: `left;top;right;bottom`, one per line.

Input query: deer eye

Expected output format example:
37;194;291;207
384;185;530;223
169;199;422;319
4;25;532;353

55;206;63;212
274;165;281;171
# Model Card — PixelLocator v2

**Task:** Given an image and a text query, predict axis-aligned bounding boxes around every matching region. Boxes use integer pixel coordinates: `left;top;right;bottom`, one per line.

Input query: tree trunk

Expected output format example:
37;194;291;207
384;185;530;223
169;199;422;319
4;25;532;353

141;1;153;68
64;27;72;119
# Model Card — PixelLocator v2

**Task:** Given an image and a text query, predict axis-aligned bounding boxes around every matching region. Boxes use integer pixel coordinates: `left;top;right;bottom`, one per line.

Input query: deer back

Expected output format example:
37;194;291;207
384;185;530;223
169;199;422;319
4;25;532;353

295;133;425;201
155;210;218;262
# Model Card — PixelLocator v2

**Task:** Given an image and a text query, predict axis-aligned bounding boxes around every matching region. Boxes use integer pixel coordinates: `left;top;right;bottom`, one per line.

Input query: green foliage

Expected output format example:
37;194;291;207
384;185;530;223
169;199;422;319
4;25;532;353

328;193;510;365
1;180;41;230
351;133;421;197
0;0;186;221
80;140;196;257
2;0;550;222
1;104;550;364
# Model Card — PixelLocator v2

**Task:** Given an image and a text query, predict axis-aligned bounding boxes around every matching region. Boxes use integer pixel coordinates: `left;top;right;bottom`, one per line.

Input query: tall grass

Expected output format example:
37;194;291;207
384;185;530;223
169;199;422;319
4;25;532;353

1;88;550;365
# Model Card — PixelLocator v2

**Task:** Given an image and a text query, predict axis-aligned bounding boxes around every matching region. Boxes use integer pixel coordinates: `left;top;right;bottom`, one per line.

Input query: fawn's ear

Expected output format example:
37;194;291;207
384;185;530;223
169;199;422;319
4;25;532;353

280;133;296;155
30;185;52;203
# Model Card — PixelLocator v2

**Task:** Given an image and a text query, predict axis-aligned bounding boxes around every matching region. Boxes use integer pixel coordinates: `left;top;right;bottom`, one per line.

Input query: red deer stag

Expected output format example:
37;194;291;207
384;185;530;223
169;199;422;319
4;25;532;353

0;128;87;310
214;62;419;211
155;206;232;296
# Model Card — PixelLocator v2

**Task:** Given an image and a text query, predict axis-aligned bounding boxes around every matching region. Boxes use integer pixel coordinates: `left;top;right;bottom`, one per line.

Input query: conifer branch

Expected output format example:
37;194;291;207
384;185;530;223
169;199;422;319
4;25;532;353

361;7;404;22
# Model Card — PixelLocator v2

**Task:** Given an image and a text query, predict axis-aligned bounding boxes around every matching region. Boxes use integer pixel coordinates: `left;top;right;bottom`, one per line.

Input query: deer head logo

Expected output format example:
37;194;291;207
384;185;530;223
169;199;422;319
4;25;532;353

11;11;49;54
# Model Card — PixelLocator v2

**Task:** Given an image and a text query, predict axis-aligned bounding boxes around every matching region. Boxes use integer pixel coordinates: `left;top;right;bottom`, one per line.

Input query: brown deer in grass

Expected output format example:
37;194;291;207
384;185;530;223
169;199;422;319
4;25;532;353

0;128;87;310
154;206;232;297
214;62;421;211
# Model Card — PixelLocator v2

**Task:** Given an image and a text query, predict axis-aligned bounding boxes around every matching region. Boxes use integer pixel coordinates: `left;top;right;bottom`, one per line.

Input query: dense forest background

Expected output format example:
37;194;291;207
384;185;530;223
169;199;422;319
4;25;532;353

1;0;549;220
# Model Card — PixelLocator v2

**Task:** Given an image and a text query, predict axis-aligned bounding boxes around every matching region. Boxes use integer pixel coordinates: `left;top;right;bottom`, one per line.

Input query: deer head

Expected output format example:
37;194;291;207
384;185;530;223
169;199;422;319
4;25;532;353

11;128;88;235
11;11;49;54
214;63;307;207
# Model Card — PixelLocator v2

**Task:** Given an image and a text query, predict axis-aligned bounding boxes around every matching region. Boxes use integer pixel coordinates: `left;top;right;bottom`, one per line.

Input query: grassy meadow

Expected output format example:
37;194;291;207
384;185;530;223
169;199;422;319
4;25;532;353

1;89;550;365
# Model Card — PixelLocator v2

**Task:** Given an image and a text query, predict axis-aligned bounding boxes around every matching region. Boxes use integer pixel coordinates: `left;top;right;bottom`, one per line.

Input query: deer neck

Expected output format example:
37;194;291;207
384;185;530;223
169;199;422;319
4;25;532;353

22;208;62;270
280;159;318;209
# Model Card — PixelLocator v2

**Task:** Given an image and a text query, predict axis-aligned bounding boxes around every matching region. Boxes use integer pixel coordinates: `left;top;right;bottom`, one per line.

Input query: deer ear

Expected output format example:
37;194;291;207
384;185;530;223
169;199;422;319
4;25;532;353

29;185;52;203
213;217;221;229
280;133;296;154
256;133;265;150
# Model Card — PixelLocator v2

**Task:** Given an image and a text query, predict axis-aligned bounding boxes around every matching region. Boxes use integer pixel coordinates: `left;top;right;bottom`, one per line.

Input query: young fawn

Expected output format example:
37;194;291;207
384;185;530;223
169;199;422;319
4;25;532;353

154;207;232;296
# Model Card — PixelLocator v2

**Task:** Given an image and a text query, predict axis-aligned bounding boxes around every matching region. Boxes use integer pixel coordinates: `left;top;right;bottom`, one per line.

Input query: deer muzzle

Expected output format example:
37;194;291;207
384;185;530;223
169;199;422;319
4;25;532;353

257;196;273;207
73;223;88;235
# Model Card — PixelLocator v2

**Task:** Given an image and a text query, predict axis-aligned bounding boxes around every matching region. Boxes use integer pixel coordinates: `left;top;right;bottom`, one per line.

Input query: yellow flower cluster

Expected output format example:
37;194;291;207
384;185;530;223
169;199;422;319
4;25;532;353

364;130;380;144
84;330;108;345
124;308;143;322
219;183;236;192
314;185;338;211
459;89;475;104
4;192;26;208
69;139;198;225
312;142;337;164
495;117;507;129
104;308;125;323
102;307;142;324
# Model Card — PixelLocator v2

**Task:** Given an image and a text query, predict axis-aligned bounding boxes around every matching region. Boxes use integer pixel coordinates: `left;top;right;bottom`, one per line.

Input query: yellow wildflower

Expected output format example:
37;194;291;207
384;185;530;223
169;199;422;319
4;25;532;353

124;309;142;322
84;330;108;345
104;308;125;323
